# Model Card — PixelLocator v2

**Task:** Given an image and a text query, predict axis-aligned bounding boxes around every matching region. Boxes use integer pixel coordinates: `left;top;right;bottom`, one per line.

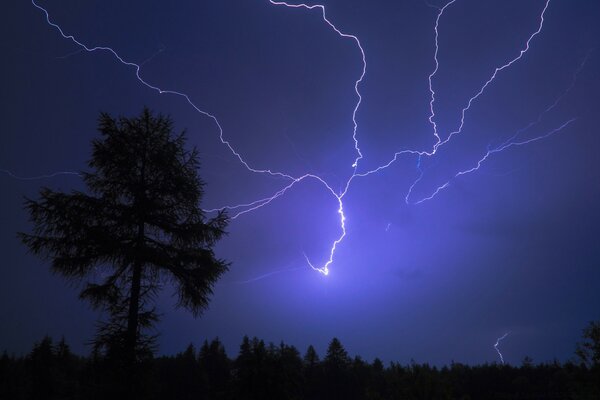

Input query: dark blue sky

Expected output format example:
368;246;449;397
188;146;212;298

1;0;599;365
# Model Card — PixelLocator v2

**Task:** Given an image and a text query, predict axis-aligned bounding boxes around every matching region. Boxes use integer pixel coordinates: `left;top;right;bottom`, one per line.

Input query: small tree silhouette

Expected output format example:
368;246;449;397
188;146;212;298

324;337;350;368
323;337;352;399
576;320;600;368
20;108;229;370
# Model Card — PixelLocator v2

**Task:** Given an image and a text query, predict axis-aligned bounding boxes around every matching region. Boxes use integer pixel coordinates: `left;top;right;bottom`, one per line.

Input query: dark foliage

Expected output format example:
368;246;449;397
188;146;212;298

1;335;598;400
18;108;229;395
576;321;600;368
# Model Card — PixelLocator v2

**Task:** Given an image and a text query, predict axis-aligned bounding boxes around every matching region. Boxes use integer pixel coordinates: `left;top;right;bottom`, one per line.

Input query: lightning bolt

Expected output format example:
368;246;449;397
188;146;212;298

29;0;297;182
427;0;457;145
268;1;367;169
227;265;303;284
411;49;591;204
26;0;349;275
494;332;511;364
433;0;552;151
1;169;81;180
350;0;558;175
19;0;582;279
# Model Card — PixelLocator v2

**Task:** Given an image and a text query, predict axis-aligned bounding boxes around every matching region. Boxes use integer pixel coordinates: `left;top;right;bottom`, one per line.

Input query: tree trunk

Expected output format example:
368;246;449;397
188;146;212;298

124;222;144;398
126;136;147;366
126;257;142;365
124;134;147;397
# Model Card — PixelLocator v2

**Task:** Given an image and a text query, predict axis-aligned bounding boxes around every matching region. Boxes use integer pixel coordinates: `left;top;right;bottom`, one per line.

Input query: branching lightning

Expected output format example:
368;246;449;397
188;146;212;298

412;50;590;204
431;0;552;151
29;0;296;182
14;0;583;279
494;332;511;364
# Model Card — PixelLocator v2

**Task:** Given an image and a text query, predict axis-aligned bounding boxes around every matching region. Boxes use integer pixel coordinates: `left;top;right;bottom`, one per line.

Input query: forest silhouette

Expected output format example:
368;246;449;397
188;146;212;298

1;333;599;399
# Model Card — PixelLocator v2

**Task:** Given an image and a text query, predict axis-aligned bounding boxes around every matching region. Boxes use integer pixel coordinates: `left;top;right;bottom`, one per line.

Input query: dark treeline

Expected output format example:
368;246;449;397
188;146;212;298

1;336;598;400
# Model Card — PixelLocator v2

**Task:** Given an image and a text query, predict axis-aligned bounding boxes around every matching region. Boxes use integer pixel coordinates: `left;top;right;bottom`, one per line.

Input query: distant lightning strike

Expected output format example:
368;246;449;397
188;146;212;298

494;332;511;364
17;0;578;277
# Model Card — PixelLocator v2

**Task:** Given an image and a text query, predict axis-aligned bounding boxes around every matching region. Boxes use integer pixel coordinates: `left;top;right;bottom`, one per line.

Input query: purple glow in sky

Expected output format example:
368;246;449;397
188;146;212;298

23;0;572;278
1;0;599;364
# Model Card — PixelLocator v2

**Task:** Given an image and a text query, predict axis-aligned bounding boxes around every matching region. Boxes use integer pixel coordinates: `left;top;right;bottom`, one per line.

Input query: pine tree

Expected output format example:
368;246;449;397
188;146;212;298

325;337;350;368
304;345;320;367
20;108;229;371
323;338;352;400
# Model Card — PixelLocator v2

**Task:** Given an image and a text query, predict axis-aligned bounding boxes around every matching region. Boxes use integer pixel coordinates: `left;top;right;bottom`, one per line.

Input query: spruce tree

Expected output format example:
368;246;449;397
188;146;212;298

20;108;229;368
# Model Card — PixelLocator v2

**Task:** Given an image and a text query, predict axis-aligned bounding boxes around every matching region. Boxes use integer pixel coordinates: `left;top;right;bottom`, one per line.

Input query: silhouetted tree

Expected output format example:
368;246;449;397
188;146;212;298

19;108;229;390
323;338;352;399
368;358;386;400
234;336;256;399
324;338;350;368
29;336;57;399
199;338;231;398
575;320;600;396
576;320;600;368
304;345;320;367
303;345;322;400
272;342;303;399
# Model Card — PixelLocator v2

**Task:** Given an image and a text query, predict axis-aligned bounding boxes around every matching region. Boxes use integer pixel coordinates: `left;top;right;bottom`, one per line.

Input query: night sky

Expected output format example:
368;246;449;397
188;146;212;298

1;0;600;366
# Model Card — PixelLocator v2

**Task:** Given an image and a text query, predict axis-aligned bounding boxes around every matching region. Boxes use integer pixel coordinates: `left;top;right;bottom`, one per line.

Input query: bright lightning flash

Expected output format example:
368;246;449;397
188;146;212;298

9;0;581;279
